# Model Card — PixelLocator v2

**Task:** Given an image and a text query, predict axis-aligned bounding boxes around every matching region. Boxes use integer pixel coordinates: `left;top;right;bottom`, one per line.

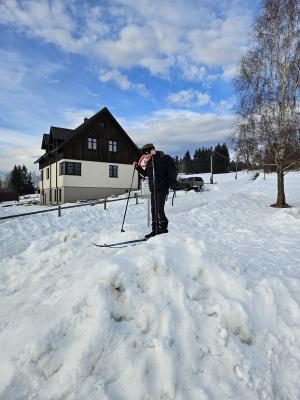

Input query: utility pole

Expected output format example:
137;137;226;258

210;152;214;184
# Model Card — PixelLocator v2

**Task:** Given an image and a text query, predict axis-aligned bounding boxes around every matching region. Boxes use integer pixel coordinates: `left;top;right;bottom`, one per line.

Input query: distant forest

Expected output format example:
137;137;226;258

173;143;246;174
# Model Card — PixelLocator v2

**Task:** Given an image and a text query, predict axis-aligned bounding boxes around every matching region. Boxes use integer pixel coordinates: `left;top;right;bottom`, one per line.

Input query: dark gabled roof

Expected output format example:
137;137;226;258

41;134;50;150
53;107;139;154
50;127;74;141
34;153;47;164
35;107;140;164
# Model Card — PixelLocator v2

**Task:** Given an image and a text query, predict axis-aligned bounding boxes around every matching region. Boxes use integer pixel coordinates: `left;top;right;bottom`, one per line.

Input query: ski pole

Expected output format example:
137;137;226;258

121;167;136;232
152;155;158;233
171;189;176;206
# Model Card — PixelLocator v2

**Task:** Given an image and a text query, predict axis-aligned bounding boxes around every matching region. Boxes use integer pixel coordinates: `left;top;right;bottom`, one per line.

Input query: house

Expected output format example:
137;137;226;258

35;107;141;205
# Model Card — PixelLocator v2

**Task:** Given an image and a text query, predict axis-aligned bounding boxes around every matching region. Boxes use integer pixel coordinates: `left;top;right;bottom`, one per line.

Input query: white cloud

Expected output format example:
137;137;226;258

126;108;235;154
0;107;101;173
221;64;240;80
0;49;62;92
0;0;254;80
177;57;208;81
0;128;41;172
62;108;98;129
0;128;40;148
0;51;26;91
167;90;210;107
99;69;149;96
213;98;235;114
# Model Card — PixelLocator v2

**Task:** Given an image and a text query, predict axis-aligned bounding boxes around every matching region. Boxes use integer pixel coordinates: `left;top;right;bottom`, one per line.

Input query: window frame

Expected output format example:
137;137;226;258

59;162;81;176
108;140;118;153
88;137;98;150
109;165;118;178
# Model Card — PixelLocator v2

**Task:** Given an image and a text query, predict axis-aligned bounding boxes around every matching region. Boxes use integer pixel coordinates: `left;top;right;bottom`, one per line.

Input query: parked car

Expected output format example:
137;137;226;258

176;176;204;192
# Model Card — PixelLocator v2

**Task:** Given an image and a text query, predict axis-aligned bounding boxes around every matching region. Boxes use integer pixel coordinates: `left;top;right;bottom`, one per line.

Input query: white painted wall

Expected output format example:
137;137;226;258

40;163;63;190
40;159;138;190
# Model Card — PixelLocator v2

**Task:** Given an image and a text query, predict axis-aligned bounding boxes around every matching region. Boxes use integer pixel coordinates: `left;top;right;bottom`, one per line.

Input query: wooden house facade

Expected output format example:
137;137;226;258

35;107;140;205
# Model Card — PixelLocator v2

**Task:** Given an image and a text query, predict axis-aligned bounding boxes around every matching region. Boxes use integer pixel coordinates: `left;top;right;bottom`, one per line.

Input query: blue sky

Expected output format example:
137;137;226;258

0;0;260;173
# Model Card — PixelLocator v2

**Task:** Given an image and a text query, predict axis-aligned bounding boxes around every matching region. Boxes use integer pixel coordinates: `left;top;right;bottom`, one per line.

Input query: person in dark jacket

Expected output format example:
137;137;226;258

134;143;170;239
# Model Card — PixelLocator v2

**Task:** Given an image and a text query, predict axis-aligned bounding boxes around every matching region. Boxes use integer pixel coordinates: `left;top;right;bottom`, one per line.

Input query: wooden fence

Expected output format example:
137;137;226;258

0;193;141;221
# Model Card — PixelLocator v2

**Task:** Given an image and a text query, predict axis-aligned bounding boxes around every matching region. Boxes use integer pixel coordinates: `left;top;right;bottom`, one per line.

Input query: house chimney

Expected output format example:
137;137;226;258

84;117;89;122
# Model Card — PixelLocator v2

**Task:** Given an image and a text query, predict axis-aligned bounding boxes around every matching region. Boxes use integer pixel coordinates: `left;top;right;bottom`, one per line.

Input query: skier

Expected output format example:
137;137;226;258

133;143;177;239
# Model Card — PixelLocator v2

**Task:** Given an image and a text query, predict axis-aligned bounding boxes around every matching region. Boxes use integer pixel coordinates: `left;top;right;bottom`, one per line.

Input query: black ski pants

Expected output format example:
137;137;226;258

151;189;168;229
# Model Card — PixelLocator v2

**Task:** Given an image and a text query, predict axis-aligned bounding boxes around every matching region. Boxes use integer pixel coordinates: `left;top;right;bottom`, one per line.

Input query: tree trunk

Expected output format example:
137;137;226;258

271;168;289;208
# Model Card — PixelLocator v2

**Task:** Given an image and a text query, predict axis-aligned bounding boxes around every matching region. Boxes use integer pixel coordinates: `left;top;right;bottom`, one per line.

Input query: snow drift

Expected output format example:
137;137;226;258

0;171;300;399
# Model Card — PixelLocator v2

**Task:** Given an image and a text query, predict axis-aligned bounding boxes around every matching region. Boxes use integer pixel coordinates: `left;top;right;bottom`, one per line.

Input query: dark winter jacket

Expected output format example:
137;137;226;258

136;152;169;192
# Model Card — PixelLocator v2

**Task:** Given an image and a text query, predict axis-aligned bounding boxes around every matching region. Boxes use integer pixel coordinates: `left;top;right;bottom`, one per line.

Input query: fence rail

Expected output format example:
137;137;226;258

0;193;141;221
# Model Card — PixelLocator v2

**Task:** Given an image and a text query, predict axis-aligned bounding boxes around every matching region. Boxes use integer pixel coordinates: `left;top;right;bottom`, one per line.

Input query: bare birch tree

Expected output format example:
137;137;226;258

233;0;300;207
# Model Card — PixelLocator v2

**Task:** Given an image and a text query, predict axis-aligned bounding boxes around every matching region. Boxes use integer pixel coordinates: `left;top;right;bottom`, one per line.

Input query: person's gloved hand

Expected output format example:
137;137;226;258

133;161;138;168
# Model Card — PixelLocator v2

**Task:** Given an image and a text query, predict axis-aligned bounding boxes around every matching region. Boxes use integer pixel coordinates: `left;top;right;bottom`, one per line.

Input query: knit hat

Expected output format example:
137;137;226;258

142;143;155;154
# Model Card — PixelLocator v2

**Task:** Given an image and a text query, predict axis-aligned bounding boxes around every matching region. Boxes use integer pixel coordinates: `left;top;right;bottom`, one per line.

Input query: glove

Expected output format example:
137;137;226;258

133;161;138;168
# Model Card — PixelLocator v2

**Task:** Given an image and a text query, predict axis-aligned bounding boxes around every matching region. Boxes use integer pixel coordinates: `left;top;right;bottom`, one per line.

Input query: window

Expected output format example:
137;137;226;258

59;162;65;175
41;170;43;181
67;162;73;175
59;189;62;202
74;163;81;175
59;162;81;176
49;189;52;202
109;165;118;178
100;121;105;128
108;140;118;152
46;168;49;179
54;189;57;202
88;137;97;150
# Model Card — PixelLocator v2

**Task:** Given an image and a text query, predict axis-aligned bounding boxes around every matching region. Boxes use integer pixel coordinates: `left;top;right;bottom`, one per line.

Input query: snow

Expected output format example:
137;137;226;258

0;171;300;399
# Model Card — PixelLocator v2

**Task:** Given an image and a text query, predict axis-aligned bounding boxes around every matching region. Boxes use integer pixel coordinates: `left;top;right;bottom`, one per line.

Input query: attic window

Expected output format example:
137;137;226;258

108;140;118;152
88;137;97;150
100;121;105;128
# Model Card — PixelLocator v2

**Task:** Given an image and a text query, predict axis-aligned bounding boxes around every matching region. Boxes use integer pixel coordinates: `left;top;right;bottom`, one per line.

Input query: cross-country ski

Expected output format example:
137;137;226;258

92;238;148;248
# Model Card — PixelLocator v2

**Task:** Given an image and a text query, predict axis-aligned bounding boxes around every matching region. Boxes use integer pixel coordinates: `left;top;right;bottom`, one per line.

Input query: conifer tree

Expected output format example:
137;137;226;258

213;143;230;173
182;151;191;174
8;165;34;195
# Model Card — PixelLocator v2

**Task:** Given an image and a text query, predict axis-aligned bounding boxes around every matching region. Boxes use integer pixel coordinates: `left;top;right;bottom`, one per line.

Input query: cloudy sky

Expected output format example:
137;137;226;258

0;0;260;173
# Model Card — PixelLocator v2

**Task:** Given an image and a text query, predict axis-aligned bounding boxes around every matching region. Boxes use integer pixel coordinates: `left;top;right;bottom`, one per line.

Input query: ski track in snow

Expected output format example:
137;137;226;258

0;171;300;399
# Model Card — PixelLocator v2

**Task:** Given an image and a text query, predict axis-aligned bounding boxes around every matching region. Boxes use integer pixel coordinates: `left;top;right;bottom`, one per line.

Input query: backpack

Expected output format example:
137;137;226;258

164;155;178;189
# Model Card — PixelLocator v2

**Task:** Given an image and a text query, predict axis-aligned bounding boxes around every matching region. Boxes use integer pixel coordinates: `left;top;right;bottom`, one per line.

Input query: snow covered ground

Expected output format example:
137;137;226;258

0;171;300;400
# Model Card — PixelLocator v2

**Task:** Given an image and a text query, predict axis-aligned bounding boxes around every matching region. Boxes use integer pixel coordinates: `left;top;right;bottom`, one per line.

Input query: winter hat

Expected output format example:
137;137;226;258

142;143;155;154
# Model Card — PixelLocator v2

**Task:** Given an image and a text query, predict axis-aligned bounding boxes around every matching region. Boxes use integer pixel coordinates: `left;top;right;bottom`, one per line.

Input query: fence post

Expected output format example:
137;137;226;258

135;192;138;205
58;205;61;217
104;197;107;210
